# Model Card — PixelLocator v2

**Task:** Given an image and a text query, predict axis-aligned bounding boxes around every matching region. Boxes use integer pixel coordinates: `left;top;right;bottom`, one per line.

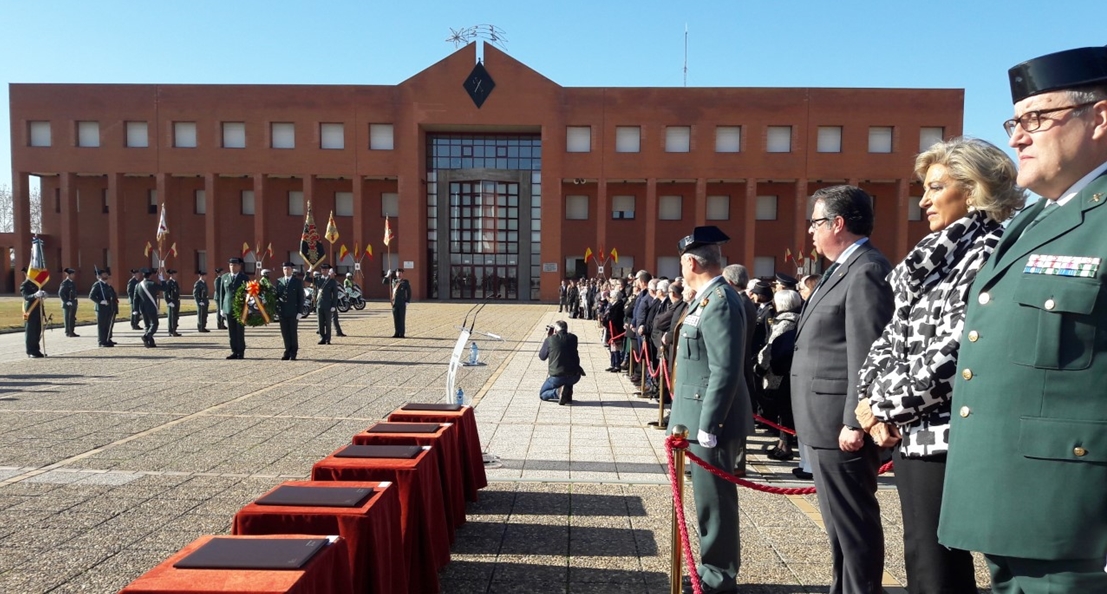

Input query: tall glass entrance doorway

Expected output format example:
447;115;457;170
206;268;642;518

448;180;520;299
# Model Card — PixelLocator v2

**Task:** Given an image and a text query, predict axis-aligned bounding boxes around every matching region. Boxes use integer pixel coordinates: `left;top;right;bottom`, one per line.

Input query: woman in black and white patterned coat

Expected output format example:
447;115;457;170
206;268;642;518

856;137;1025;594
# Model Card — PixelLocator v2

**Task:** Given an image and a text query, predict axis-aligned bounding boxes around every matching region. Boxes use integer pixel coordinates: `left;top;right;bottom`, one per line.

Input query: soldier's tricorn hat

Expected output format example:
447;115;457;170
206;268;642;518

228;257;244;264
678;225;730;254
130;268;139;274
215;267;224;274
282;261;296;267
167;269;177;275
775;272;798;289
20;267;27;273
197;270;205;275
63;267;76;274
319;263;332;269
1009;45;1107;103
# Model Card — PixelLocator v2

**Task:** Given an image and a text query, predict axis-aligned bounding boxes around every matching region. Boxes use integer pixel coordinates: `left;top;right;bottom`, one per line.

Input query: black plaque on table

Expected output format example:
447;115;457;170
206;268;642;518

401;403;464;412
334;444;423;459
173;537;329;570
255;485;374;508
367;422;441;434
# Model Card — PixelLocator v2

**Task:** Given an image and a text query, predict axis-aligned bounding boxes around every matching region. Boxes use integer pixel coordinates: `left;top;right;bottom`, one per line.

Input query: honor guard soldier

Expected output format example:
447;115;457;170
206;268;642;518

134;268;164;347
312;263;339;344
219;258;248;358
213;267;227;330
385;268;411;338
126;269;142;330
59;267;79;337
88;266;118;347
193;271;210;332
330;267;346;337
164;269;182;336
276;262;305;360
668;226;753;594
21;267;47;358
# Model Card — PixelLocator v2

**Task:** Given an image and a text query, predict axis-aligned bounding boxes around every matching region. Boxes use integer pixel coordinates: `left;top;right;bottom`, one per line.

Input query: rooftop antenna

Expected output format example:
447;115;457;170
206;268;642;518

683;24;688;87
447;24;509;51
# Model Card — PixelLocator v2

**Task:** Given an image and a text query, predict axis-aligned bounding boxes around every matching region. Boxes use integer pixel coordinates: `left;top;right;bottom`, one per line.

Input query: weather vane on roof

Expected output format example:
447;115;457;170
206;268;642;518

447;25;508;50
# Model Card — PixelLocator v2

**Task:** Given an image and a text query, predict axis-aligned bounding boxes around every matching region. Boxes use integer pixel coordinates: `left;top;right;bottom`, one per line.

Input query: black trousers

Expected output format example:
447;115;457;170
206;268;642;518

96;307;113;345
141;308;159;341
63;302;77;334
25;307;43;355
167;302;179;333
279;315;299;357
392;304;406;337
317;308;332;342
332;309;343;335
894;448;977;594
810;441;884;594
226;317;245;354
196;301;208;330
130;302;141;328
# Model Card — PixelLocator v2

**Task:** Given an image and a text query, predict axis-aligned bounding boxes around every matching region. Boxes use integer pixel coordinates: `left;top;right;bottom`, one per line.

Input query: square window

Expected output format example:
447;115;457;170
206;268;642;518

369;124;394;150
615;126;640;153
753;256;776;278
29;121;51;147
817;126;842;153
335;191;353;216
271;122;295;149
908;197;922;221
241;190;255;215
869;126;894;153
288;191;304;216
566;195;589;220
194;189;206;215
77;121;100;147
174;122;197;148
382;193;399;217
756;195;778;220
320;123;344;149
566;126;591;152
222;122;246;148
665;126;691;152
657;256;681;280
148;189;158;214
715;126;741;153
612;195;635;219
919;127;944;152
126;121;148;148
659;195;682;220
767;126;791;153
706;195;730;220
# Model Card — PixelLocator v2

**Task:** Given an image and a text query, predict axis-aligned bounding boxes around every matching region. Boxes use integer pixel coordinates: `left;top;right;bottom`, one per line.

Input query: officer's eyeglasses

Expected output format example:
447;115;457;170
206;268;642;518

1002;101;1097;137
809;217;832;231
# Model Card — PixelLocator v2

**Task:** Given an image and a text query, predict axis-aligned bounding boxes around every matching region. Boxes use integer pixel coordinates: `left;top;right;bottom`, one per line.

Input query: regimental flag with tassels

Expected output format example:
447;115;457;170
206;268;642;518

299;202;325;267
338;244;349;263
325;211;340;245
383;217;394;247
156;204;169;242
584;247;593;263
610;248;618;264
27;237;50;288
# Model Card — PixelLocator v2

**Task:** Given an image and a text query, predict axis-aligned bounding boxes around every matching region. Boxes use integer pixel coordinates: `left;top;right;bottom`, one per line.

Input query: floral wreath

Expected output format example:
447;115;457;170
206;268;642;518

232;278;277;327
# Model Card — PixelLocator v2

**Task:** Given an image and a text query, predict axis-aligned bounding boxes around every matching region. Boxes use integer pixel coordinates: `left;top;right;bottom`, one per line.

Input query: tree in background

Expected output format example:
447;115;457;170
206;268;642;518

0;183;41;233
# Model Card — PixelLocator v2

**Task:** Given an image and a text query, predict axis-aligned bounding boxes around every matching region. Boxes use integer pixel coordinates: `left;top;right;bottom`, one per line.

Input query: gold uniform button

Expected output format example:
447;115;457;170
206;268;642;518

1074;446;1087;457
961;369;973;380
967;330;979;342
978;292;991;305
1044;299;1056;311
959;406;971;418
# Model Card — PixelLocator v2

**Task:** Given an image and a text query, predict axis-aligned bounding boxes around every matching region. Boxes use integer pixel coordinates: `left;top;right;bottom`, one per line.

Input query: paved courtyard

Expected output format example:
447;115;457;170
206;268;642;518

0;301;992;593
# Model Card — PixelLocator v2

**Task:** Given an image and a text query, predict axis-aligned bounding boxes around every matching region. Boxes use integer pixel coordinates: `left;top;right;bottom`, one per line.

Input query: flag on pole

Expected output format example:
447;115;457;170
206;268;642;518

325;211;340;245
144;242;153;258
584;247;593;263
242;242;252;258
27;237;50;288
299;201;325;267
383;217;394;247
365;244;374;259
811;248;818;262
353;242;360;262
266;242;273;259
338;244;349;262
796;247;806;264
610;248;619;263
255;242;262;260
785;248;793;263
168;242;178;258
156;204;169;242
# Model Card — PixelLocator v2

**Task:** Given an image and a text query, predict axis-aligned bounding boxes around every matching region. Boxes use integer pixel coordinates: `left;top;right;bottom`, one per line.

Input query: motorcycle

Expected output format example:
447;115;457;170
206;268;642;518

347;283;366;311
300;286;315;319
336;286;352;313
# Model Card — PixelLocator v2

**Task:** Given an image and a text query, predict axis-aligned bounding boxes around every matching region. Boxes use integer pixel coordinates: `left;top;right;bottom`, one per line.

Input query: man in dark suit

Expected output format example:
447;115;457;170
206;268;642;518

724;264;758;477
59;267;79;337
669;226;752;594
938;46;1107;591
387;268;411;338
276;262;305;360
219;258;248;358
790;185;893;594
193;271;210;332
313;263;339;344
88;266;118;347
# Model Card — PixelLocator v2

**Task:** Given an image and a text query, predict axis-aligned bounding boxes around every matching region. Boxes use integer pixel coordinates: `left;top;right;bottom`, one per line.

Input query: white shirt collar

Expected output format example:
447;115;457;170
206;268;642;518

832;237;870;264
1055;160;1107;207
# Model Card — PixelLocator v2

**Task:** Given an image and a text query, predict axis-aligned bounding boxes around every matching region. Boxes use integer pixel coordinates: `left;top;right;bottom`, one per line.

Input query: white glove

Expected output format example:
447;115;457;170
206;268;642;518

697;430;717;448
35;290;46;298
158;274;165;281
66;301;73;306
330;307;335;312
100;300;109;306
168;303;175;309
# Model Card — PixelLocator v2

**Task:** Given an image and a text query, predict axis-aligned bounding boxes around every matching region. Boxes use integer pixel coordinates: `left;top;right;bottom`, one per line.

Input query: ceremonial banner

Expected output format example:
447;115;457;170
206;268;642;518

325;211;340;244
27;237;50;288
144;242;153;258
383;217;393;247
156;204;169;242
299;202;325;268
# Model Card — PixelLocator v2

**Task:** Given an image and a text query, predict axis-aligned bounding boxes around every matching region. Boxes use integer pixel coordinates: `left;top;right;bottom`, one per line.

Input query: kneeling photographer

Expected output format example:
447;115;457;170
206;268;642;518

538;320;585;405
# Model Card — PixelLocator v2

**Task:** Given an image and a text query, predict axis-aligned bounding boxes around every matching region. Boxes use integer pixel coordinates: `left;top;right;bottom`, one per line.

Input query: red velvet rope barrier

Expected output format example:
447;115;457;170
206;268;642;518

752;413;797;437
607;321;626;342
665;434;705;594
659;357;672;393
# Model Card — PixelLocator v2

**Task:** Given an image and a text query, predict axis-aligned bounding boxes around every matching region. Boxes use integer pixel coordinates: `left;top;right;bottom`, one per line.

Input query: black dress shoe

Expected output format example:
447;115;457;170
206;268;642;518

226;353;238;359
107;341;117;346
318;339;327;345
792;468;813;480
336;333;347;337
281;355;290;361
28;353;45;358
391;334;400;338
198;328;210;333
170;332;182;337
289;355;297;361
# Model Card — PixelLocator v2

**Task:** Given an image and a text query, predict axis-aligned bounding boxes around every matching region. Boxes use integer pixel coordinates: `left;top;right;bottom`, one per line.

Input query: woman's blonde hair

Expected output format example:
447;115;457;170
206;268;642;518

914;137;1026;223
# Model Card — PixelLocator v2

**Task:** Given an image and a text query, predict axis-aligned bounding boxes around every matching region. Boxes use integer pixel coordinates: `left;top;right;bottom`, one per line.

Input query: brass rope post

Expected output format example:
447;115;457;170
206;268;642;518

670;424;689;594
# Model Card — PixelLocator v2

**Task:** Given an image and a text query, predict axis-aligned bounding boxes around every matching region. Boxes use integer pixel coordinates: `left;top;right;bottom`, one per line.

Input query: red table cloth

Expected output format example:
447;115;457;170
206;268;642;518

388;405;488;501
231;481;405;594
310;445;448;594
352;422;465;539
119;534;352;594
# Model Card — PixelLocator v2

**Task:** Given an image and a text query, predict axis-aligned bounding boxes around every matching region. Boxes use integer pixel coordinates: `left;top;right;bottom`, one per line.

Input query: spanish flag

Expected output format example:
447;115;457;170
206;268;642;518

365;244;374;259
784;248;793;263
584;247;593;263
610;247;619;264
338;244;349;262
168;242;178;258
325;211;340;244
144;241;153;258
266;242;273;259
811;248;818;262
242;242;252;258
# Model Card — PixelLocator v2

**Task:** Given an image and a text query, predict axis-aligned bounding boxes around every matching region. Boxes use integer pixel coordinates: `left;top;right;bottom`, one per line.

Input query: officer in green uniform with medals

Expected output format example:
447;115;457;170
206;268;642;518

276;262;304;360
164;269;182;336
59;267;79;337
668;226;752;594
126;269;142;330
193;271;210;332
135;268;163;347
88;266;118;347
312;263;338;344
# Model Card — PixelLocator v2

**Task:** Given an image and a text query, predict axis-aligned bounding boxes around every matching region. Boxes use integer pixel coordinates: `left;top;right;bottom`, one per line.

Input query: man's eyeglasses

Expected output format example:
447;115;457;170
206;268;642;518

809;217;832;230
1002;101;1097;137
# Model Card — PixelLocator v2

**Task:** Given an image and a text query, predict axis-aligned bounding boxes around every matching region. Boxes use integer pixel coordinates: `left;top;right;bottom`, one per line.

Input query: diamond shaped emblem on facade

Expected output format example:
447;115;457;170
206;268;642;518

463;62;496;109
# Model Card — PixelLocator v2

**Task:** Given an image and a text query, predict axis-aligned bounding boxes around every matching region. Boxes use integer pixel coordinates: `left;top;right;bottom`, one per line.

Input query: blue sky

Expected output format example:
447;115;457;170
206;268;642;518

3;0;1104;192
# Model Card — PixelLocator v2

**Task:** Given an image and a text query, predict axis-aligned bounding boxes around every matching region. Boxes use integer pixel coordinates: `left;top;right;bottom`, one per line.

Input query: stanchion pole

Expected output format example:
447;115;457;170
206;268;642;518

670;425;689;594
628;337;636;377
654;357;667;429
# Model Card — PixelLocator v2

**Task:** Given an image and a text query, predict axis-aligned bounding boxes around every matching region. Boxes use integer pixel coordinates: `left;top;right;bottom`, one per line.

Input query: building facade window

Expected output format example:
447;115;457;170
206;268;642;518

320;123;345;149
174;122;197;148
817;126;842;153
919;126;945;152
908;197;922;221
271;122;295;149
706;195;730;220
612;195;635;219
222;122;246;148
102;188;109;214
194;189;206;215
566;195;589;220
715;126;741;153
29;121;51;147
659;195;682;220
126;121;148;148
77;121;100;147
196;251;207;275
615;126;640;153
566;126;591;153
657;256;681;279
148;189;158;214
753;256;776;278
767;126;792;153
665;126;691;152
241;190;255;215
756;195;778;220
288;190;304;216
369;124;394;150
382;192;399;217
335;191;353;216
869;126;894;153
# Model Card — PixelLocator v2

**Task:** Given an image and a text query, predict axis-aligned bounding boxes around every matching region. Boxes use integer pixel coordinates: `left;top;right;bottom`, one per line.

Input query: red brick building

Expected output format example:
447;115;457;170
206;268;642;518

4;43;962;299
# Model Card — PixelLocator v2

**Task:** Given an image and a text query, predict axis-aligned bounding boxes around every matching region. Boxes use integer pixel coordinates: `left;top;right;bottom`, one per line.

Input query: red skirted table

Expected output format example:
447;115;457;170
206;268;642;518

119;534;352;594
388;404;488;502
352;421;465;539
310;445;448;593
231;481;405;594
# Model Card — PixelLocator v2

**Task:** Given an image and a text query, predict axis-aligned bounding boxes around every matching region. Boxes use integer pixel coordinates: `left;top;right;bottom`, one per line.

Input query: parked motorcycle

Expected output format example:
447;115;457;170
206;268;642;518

347;283;366;311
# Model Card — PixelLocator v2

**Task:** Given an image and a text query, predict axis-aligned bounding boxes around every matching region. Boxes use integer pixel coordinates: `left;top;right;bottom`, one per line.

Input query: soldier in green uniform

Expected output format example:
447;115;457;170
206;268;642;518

88;266;118;347
164;269;182;336
276;262;305;360
126;269;142;330
59;267;79;337
667;226;752;594
386;268;411;338
312;263;339;344
219;258;248;358
213;267;227;330
330;267;346;337
937;46;1107;592
193;271;210;332
134;268;163;347
21;267;47;358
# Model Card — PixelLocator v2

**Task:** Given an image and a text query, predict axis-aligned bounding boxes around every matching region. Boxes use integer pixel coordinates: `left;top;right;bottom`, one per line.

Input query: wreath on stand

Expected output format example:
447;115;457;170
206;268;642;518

232;279;277;327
